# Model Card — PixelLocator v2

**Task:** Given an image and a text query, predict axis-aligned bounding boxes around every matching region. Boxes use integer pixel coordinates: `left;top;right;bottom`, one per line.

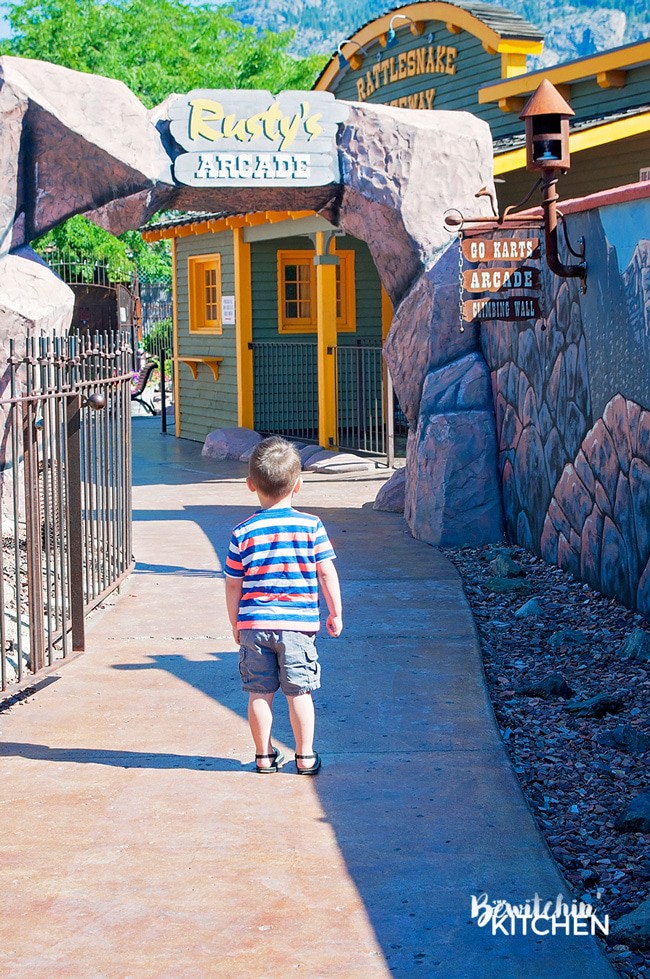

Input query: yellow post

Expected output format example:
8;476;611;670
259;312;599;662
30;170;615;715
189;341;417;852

381;284;393;342
171;238;181;438
234;227;254;428
315;231;338;449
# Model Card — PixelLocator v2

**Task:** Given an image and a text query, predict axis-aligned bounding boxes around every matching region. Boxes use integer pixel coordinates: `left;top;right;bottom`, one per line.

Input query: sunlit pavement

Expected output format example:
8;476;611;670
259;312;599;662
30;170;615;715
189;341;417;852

0;417;614;977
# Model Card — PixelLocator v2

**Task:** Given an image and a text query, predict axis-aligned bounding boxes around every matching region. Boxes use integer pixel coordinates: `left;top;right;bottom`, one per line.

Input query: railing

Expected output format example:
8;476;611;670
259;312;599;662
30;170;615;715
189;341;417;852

252;341;318;442
336;342;388;458
0;332;134;691
141;299;174;433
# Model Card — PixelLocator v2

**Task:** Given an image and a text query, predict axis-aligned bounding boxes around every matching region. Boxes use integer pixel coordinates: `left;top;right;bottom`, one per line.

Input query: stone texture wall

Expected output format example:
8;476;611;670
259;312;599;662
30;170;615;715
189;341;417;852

384;246;504;547
480;199;650;616
0;55;506;550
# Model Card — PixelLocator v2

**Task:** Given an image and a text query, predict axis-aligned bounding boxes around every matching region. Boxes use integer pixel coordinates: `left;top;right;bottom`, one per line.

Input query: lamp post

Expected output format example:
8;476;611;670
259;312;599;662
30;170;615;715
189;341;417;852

520;79;587;287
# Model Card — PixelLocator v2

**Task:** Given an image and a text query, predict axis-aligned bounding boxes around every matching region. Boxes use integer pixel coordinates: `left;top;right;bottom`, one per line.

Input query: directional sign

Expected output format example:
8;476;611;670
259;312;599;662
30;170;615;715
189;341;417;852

463;296;541;323
462;237;540;263
463;266;540;293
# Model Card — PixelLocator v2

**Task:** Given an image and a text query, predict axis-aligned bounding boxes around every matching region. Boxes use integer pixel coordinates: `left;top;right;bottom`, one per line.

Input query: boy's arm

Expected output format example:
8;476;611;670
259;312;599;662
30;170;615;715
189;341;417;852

317;559;343;637
225;575;243;645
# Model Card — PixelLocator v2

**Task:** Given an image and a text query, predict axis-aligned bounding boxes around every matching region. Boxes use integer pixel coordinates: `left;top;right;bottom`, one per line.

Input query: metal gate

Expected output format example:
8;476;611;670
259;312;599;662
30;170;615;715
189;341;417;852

336;342;389;457
1;331;133;691
252;341;319;441
251;339;399;460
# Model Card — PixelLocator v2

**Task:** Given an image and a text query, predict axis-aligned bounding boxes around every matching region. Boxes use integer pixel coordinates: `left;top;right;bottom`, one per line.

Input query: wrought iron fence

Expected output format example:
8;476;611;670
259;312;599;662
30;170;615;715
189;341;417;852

0;332;134;691
252;341;319;441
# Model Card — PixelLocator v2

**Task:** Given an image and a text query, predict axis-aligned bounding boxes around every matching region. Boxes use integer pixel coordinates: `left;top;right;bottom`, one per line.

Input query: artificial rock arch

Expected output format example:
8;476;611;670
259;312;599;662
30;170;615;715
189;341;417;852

0;55;504;546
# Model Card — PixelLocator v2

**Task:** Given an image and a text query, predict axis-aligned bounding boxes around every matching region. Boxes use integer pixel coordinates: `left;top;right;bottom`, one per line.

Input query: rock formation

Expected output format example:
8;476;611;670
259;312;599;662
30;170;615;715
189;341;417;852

0;54;503;549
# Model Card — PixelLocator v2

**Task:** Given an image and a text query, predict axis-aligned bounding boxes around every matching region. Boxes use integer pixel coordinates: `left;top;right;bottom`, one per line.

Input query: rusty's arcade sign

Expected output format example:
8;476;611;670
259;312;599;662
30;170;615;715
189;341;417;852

461;236;542;323
170;90;349;187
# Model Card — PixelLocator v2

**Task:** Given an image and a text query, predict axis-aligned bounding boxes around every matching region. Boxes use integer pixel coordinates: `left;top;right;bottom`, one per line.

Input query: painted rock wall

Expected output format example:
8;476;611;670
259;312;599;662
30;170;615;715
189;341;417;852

384;246;505;546
481;195;650;615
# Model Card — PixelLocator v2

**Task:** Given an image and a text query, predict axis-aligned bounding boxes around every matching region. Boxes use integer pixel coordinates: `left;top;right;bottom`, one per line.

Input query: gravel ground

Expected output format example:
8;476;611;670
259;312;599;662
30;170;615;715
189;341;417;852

441;543;650;979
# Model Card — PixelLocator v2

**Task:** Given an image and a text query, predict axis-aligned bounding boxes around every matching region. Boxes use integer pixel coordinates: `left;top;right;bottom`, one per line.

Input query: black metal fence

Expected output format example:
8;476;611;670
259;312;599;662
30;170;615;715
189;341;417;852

252;341;319;441
336;342;387;456
140;299;174;432
0;332;134;691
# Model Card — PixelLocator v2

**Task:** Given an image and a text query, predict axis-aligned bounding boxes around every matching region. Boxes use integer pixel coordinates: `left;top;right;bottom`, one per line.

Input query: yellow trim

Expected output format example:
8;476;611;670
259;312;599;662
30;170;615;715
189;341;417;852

276;249;356;334
233;227;254;429
501;53;527;79
597;69;627;89
171;238;180;438
313;1;543;92
315;232;338;450
381;286;393;342
177;356;223;381
498;96;525;113
277;251;316;331
335;245;356;332
479;39;650;105
142;209;316;243
494;110;650;174
188;253;223;334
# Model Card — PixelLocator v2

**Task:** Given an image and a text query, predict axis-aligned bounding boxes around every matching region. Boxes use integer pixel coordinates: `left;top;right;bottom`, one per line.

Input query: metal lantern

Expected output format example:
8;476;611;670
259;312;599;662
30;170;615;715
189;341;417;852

520;79;574;172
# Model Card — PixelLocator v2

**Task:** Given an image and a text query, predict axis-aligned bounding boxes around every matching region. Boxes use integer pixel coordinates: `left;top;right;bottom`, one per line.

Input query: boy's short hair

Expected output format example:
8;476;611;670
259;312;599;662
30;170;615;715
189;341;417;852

249;436;302;499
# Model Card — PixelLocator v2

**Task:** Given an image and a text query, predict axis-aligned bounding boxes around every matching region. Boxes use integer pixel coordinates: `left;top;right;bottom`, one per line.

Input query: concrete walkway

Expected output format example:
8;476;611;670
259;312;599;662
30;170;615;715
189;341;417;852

0;420;615;978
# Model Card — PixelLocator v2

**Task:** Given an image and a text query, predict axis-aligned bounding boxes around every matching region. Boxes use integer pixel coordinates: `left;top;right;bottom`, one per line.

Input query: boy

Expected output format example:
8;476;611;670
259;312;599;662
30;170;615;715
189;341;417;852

225;437;342;775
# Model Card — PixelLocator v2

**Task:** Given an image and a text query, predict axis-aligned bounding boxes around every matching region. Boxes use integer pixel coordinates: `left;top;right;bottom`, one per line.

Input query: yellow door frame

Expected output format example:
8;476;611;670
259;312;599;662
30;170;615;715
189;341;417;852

233;227;254;428
314;231;339;449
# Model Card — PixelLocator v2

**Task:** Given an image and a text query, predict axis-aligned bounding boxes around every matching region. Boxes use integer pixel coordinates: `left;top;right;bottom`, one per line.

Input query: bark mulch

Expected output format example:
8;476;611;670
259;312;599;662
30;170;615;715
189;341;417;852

441;543;650;979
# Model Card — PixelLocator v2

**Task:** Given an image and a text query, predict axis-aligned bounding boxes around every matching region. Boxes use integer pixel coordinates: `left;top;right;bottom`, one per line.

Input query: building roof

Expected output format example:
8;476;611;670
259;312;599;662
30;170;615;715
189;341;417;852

141;210;318;242
143;211;225;233
479;38;650;106
313;0;544;92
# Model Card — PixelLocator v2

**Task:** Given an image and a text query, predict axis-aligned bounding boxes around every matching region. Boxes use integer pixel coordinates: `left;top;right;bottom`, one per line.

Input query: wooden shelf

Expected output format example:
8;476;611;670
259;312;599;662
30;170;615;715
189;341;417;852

176;356;223;381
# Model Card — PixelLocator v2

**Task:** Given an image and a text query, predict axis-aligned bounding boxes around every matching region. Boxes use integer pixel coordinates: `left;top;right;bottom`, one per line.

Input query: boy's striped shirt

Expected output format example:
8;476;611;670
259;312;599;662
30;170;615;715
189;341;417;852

225;507;335;631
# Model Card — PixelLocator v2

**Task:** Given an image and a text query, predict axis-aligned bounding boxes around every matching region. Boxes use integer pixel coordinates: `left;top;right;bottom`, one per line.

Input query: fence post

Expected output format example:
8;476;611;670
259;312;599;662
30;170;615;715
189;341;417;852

22;401;45;673
66;393;85;653
160;347;167;434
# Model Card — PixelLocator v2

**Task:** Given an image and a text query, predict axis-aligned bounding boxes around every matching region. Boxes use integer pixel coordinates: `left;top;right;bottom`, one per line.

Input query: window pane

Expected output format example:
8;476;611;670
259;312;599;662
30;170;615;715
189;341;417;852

283;259;312;322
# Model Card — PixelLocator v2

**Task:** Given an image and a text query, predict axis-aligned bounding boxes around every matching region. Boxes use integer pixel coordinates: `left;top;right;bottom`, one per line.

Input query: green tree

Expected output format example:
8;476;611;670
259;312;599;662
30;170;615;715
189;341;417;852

1;0;326;275
1;0;325;106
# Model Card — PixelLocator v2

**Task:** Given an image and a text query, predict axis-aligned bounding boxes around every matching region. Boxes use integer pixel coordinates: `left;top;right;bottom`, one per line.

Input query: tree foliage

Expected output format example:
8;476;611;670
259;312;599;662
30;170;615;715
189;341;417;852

1;0;326;277
1;0;326;106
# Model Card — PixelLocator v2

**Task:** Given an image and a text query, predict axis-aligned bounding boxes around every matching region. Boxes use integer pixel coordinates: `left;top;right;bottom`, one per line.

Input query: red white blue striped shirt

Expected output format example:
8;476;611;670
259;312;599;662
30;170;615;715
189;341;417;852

225;507;336;632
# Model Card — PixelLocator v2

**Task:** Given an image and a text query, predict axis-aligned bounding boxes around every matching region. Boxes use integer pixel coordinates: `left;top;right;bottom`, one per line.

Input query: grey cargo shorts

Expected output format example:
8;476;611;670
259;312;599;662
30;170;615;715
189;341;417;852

238;629;321;696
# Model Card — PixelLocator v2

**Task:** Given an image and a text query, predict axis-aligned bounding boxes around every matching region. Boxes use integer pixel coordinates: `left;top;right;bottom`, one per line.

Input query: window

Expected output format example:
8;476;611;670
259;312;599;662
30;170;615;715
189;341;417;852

188;254;222;334
277;250;356;334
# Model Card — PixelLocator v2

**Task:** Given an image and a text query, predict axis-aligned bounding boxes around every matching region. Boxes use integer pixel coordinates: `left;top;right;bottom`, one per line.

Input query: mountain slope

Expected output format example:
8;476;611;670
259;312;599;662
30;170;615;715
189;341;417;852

231;0;650;67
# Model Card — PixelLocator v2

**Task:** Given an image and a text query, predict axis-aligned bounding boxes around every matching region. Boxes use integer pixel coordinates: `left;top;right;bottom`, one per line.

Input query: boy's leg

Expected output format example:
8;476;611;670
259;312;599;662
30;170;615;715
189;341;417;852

248;692;276;769
287;692;316;770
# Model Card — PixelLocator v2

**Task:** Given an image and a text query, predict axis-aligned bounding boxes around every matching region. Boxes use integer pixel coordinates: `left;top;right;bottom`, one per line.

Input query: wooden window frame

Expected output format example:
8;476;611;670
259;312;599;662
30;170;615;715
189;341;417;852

188;253;222;334
277;249;356;334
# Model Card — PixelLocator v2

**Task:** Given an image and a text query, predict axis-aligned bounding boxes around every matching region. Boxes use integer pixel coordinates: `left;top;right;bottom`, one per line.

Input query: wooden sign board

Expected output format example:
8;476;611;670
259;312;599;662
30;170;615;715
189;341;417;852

463;266;540;293
170;90;349;187
463;296;541;322
462;237;540;263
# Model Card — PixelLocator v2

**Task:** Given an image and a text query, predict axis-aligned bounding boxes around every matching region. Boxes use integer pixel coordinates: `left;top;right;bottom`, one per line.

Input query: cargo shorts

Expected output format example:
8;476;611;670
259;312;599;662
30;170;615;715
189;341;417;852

238;629;321;696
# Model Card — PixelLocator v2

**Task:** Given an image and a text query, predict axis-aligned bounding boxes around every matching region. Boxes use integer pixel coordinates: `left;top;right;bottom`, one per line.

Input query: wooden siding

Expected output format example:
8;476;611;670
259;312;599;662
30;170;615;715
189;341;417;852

497;132;650;211
251;234;382;343
251;234;383;433
330;23;509;138
493;62;650;138
175;231;238;443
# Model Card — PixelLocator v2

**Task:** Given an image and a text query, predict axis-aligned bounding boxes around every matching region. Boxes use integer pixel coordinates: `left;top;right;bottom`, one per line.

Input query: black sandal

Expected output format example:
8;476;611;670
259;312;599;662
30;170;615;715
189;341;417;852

255;746;284;773
295;752;321;775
